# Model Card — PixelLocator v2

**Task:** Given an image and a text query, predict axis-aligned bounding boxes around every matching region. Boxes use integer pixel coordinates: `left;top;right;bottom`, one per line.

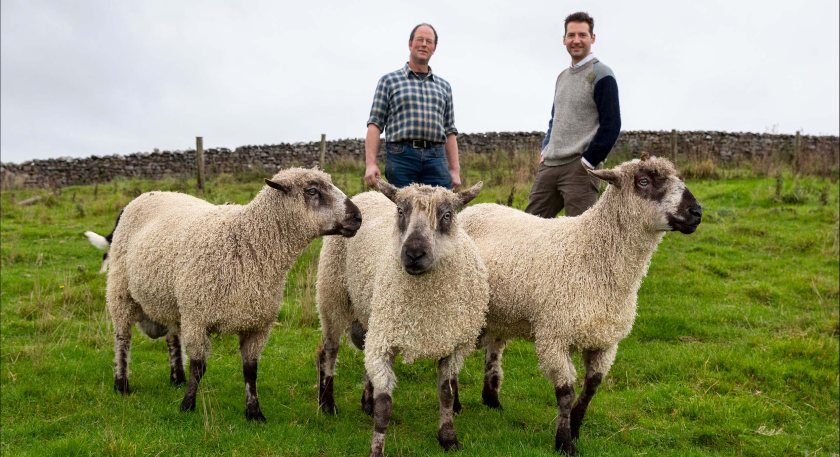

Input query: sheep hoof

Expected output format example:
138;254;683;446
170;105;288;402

170;372;186;387
481;395;502;410
245;406;267;422
180;396;196;412
438;429;461;451
453;398;463;415
320;402;338;415
556;441;578;456
113;377;131;395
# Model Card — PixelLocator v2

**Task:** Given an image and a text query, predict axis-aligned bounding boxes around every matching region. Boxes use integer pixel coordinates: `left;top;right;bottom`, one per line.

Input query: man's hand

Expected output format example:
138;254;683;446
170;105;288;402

449;169;461;190
364;164;381;188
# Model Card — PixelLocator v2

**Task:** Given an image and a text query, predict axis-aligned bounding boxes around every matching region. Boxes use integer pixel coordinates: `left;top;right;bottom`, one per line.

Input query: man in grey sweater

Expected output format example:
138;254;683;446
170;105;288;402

525;11;621;218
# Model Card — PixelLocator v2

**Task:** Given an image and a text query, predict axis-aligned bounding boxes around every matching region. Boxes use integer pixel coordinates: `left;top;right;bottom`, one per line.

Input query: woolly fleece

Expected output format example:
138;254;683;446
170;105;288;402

459;156;697;384
317;187;489;364
106;167;355;359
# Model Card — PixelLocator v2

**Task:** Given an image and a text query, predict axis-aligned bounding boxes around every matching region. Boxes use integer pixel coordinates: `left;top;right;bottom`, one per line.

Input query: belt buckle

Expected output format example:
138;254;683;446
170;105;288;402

411;139;426;149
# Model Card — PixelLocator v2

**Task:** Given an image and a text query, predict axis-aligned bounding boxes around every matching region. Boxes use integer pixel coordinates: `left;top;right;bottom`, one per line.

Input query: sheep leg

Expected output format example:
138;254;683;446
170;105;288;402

180;325;210;413
107;278;139;395
540;345;578;455
113;322;132;395
451;377;462;415
481;337;506;409
361;372;374;416
180;357;206;412
166;332;186;386
365;350;396;457
240;328;270;421
437;353;466;451
317;330;341;414
555;383;578;455
571;346;616;439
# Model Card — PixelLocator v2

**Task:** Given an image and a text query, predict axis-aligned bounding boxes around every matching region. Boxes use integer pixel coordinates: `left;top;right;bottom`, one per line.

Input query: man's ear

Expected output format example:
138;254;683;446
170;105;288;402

265;178;291;193
588;169;621;188
377;179;399;203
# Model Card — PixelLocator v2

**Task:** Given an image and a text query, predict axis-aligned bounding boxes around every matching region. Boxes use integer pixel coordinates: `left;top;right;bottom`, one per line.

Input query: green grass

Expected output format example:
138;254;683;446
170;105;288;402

2;155;838;456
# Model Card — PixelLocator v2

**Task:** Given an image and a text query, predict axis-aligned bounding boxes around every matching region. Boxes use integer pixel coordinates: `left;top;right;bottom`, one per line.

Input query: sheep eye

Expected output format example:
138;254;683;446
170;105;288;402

637;178;650;187
441;211;452;222
397;207;404;218
305;187;319;196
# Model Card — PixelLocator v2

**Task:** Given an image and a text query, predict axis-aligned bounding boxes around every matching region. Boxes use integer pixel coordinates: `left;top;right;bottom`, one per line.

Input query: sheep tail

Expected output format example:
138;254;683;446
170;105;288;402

84;209;123;273
84;231;110;251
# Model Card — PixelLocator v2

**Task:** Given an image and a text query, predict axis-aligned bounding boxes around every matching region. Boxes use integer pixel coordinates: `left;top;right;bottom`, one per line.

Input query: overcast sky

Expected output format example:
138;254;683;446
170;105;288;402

1;0;838;164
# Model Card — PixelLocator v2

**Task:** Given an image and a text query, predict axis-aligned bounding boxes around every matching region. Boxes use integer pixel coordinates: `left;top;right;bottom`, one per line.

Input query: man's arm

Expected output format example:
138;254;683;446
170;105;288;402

582;76;621;168
445;133;460;189
540;104;555;164
364;75;390;187
364;124;383;187
542;104;555;150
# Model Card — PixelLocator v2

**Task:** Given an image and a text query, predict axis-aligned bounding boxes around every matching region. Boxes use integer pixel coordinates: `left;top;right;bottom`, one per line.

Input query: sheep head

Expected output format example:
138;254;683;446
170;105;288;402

377;180;483;275
265;168;362;237
588;155;702;234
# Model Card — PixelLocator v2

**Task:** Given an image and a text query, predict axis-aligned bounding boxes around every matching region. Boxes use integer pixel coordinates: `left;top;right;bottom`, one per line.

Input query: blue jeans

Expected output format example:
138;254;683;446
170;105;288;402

385;142;452;189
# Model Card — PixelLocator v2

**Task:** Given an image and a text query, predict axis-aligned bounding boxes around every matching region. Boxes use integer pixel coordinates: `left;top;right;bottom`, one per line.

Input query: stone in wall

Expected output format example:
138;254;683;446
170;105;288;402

1;131;837;188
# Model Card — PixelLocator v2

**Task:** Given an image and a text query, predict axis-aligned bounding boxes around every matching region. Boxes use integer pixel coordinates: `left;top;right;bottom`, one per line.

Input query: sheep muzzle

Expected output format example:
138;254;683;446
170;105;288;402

400;235;433;275
668;188;702;234
324;198;362;237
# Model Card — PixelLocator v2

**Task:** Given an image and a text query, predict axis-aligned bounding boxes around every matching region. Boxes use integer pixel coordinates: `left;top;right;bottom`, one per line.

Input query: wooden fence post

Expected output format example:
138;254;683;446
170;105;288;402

671;129;678;162
794;130;801;173
319;134;326;168
196;136;205;191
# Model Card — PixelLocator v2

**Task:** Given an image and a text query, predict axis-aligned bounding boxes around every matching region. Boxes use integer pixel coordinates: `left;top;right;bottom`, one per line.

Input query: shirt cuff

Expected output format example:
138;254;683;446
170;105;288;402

581;157;595;169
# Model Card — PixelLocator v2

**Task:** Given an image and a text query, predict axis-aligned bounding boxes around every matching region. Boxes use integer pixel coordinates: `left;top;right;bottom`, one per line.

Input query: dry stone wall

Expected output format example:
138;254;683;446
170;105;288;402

2;131;837;188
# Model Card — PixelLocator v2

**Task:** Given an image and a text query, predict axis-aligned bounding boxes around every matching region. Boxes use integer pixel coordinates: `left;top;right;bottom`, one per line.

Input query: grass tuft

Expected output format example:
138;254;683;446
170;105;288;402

1;152;837;456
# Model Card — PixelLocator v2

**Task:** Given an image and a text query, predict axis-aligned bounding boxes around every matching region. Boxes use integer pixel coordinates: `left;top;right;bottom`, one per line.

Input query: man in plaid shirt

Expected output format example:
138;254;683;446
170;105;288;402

363;23;461;189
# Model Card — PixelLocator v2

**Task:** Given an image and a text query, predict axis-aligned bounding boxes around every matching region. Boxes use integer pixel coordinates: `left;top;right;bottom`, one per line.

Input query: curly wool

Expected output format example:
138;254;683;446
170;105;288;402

107;168;338;352
317;189;489;364
460;157;684;381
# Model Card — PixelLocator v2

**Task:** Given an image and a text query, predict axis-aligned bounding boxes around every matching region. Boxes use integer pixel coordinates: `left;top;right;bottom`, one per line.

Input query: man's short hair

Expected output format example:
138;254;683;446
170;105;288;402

564;12;594;35
410;23;438;45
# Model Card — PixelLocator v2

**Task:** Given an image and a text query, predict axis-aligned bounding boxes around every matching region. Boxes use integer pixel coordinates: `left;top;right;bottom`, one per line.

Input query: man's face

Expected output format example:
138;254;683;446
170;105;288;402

409;26;436;65
563;21;595;63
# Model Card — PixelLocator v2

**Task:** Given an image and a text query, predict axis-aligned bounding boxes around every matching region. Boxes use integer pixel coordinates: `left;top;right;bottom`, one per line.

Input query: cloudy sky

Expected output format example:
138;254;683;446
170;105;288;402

1;0;838;164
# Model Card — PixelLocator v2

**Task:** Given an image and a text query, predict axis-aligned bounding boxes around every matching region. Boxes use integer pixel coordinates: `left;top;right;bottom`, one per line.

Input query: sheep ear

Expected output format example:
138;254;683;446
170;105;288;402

265;178;291;193
456;181;483;208
588;169;622;188
377;180;399;202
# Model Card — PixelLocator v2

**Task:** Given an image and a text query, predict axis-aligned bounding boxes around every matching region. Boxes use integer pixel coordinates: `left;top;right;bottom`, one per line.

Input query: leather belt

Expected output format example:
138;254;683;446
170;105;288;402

391;139;444;149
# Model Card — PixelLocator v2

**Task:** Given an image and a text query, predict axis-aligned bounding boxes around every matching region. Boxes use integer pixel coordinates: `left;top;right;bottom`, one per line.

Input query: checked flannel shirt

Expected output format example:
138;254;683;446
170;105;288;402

367;64;457;143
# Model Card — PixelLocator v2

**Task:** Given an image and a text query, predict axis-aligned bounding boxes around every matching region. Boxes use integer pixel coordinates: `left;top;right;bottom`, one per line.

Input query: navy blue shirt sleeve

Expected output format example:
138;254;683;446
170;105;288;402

542;104;555;150
583;75;621;166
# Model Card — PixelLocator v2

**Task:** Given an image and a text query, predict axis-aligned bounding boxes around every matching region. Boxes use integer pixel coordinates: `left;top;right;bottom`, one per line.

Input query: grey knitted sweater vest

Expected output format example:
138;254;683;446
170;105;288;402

543;58;613;166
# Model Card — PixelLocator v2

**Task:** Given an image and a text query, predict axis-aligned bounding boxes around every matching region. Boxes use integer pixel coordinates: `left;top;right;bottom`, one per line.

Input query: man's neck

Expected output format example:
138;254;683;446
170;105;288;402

570;53;595;68
408;60;430;74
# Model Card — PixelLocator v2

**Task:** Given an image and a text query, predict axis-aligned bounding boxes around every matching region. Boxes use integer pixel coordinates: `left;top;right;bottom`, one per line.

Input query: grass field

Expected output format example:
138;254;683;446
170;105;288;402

1;153;838;456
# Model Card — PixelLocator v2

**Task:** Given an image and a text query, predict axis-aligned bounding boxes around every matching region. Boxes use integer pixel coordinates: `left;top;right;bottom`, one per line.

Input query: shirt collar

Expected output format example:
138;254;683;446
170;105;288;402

570;53;596;69
402;63;435;80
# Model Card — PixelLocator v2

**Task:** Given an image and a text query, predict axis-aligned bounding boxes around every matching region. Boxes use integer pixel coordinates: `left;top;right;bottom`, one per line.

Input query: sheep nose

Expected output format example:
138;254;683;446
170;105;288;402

689;204;702;218
405;248;426;262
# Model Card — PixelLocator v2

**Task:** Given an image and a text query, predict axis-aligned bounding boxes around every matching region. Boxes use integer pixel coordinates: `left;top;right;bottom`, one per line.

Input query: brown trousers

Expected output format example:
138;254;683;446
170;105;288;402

524;159;600;218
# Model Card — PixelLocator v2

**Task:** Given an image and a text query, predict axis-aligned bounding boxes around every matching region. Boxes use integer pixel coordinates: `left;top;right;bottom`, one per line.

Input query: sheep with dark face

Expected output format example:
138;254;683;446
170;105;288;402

316;180;488;456
86;168;361;421
459;155;702;455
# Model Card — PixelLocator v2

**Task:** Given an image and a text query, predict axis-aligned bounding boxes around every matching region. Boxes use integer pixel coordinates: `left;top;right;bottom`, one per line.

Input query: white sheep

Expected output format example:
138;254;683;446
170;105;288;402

87;168;361;421
315;180;488;456
459;155;702;455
